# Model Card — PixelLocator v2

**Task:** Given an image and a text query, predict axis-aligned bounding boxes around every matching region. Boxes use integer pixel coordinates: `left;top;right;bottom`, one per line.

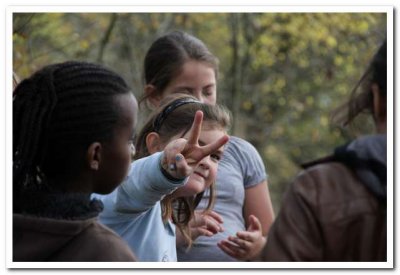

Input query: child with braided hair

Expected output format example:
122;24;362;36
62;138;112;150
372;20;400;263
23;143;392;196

13;61;137;261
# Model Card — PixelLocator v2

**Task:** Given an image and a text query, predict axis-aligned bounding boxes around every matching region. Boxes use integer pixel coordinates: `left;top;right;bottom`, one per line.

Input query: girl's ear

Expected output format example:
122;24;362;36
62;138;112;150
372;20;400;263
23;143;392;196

144;84;162;108
372;83;386;133
146;132;162;154
87;142;102;170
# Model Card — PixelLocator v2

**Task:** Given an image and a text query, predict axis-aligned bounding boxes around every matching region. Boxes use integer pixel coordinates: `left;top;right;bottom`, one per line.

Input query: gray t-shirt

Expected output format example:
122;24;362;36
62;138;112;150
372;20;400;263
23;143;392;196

177;136;267;261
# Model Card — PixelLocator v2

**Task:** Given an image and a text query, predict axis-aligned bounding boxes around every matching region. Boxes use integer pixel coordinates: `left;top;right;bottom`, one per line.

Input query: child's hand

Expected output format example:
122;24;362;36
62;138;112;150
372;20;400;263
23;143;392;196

161;110;229;179
176;210;224;246
189;210;224;240
217;215;267;261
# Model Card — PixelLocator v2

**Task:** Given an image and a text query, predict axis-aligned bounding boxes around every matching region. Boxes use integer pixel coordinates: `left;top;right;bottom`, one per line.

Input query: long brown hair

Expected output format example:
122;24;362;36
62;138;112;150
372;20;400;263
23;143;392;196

331;40;387;130
135;93;230;247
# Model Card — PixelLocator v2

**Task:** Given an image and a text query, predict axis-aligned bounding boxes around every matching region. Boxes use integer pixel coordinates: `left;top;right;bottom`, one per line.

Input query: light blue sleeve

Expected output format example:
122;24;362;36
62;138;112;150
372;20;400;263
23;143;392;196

113;152;187;213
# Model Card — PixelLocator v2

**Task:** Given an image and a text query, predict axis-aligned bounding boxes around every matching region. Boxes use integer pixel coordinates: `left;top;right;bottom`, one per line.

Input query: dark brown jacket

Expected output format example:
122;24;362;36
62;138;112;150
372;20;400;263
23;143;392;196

13;214;136;262
13;193;136;262
262;135;387;261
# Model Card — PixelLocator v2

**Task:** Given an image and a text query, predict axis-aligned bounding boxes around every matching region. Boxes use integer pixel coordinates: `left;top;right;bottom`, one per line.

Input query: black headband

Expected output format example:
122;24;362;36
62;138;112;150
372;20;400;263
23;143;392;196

153;98;200;132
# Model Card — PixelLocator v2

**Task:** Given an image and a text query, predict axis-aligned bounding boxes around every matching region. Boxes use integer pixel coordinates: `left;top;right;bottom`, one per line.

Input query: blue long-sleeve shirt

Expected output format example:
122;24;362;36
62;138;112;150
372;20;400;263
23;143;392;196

94;152;187;261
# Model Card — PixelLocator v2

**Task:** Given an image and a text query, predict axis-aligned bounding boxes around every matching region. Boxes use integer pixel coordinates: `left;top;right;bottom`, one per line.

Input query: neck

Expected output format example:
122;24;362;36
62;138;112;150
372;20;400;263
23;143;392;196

49;174;92;194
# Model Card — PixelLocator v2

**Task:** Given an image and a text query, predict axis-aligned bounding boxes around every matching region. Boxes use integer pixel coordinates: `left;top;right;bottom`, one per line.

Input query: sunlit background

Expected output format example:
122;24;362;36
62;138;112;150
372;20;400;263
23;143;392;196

13;13;386;212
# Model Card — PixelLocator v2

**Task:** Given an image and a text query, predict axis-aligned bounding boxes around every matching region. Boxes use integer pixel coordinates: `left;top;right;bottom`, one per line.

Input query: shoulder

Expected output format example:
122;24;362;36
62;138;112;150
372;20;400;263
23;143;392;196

220;136;267;185
299;161;351;181
224;136;263;160
292;162;356;195
227;136;259;151
289;162;377;214
81;220;137;261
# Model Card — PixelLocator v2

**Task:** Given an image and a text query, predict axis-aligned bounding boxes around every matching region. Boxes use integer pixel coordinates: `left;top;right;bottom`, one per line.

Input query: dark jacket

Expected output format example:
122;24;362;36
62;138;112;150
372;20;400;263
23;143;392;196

262;135;387;261
13;193;136;262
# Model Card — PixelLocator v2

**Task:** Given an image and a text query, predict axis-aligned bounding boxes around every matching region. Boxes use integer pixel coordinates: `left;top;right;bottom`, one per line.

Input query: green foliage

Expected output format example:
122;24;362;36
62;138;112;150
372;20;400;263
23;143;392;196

13;13;387;213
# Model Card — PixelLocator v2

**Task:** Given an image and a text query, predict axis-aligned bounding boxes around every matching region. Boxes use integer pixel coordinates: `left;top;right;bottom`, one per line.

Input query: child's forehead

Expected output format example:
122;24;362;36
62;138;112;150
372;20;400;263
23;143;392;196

185;124;226;138
201;121;226;131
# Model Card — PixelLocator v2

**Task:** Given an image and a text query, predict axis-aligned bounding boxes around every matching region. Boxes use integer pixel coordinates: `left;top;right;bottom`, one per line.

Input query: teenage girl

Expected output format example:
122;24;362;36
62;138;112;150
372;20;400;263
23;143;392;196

141;30;275;261
13;61;137;261
95;94;230;261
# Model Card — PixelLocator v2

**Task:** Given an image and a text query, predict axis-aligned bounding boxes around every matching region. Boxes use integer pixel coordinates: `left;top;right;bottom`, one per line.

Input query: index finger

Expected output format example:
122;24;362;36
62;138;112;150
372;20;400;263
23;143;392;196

187;110;203;145
199;134;229;159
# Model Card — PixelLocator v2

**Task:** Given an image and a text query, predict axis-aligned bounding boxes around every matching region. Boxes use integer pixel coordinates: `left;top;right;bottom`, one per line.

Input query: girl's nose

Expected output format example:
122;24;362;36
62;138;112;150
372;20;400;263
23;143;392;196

199;155;211;169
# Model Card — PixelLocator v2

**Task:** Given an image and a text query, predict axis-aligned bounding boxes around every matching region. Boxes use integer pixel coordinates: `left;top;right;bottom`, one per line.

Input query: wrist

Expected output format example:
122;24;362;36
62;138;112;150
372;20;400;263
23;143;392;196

250;236;267;262
159;153;185;182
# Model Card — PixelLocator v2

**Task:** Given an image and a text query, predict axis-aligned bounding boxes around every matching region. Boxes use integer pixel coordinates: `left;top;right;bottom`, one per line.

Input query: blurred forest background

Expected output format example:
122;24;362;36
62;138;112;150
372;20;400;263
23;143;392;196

12;13;386;212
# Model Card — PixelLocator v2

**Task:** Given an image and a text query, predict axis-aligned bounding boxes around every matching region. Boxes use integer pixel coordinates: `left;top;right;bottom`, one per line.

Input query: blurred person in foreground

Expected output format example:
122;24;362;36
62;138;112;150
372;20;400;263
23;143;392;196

262;39;387;261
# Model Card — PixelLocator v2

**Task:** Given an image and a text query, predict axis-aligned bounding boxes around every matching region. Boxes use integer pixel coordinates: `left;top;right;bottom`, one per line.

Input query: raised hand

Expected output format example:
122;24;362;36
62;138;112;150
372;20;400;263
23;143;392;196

217;215;267;261
161;110;229;180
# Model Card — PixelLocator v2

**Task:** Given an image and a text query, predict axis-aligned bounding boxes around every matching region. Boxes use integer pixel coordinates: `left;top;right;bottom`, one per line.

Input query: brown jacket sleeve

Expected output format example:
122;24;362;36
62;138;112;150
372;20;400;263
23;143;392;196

262;163;386;262
262;169;324;261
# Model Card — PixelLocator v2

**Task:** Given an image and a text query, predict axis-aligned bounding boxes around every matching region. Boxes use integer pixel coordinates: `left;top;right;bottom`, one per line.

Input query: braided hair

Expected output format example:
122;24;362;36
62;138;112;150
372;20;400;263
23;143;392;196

13;61;131;213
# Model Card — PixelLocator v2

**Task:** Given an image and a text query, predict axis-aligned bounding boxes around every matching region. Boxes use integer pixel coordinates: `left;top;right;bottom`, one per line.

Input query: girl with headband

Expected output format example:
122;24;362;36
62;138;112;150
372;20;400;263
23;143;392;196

95;94;230;261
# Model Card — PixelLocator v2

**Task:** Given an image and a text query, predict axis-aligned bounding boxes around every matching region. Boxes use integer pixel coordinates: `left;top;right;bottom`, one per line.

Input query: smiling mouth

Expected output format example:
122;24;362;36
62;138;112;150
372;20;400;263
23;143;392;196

194;171;206;179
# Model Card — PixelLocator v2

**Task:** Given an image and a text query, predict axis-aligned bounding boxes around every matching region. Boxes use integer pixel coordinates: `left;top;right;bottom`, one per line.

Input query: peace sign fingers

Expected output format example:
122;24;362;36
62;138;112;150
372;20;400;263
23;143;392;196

183;110;229;165
198;135;229;159
161;109;229;181
186;110;203;146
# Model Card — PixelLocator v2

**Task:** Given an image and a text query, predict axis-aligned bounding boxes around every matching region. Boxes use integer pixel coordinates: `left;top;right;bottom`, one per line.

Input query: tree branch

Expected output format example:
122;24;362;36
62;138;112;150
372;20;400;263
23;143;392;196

97;13;118;63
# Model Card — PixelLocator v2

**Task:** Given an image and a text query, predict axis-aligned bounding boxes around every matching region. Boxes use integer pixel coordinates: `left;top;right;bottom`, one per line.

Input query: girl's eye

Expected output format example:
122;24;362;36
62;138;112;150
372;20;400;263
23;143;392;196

211;154;221;162
203;87;215;97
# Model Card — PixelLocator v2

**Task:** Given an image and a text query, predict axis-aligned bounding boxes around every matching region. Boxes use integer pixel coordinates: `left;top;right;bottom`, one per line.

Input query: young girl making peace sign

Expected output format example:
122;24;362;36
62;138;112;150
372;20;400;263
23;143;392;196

96;94;230;261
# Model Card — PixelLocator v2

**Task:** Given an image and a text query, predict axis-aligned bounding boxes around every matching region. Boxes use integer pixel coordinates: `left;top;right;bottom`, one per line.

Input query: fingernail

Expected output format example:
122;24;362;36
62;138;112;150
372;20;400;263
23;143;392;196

175;155;182;161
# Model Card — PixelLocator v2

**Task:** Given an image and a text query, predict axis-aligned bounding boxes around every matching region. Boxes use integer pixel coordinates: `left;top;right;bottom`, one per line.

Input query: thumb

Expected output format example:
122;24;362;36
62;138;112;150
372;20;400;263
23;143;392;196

247;215;262;232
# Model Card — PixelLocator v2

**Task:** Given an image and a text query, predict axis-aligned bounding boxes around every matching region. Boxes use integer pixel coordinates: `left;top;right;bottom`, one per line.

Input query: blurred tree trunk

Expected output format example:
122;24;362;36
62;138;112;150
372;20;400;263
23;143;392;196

97;13;118;63
241;14;260;148
229;13;242;136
